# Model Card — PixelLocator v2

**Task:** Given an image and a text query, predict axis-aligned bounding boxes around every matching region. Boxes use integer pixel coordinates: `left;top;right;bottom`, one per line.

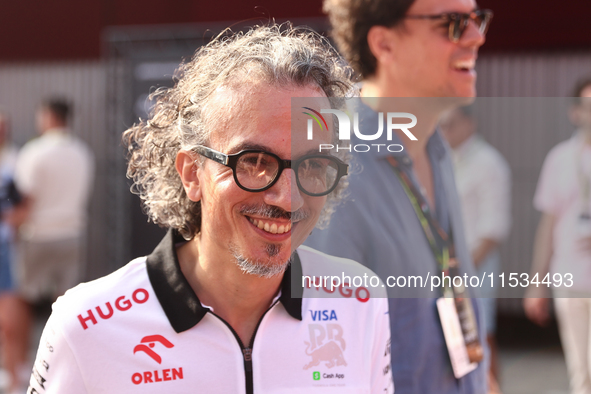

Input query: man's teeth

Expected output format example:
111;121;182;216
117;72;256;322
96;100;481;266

249;218;292;234
453;59;475;70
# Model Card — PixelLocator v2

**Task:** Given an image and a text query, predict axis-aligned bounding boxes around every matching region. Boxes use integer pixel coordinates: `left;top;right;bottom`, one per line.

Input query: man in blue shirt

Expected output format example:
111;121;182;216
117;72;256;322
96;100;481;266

307;0;494;392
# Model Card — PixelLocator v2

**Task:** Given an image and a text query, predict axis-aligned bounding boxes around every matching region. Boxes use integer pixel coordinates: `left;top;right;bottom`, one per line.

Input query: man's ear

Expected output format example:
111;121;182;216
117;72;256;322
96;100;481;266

176;150;202;202
367;25;397;65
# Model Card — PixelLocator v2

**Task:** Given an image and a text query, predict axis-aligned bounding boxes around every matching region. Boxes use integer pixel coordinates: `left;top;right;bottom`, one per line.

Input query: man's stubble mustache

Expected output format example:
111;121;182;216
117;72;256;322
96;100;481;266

239;203;310;223
233;203;311;278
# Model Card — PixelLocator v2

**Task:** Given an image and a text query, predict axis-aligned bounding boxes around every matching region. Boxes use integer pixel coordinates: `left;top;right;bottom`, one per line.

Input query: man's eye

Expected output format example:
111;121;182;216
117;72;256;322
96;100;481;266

242;154;269;167
301;159;328;171
308;160;325;169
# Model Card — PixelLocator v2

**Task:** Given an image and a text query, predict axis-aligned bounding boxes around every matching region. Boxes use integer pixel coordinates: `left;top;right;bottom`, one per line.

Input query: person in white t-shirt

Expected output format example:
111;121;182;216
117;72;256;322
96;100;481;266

525;79;591;394
13;98;94;303
441;105;511;390
27;25;394;394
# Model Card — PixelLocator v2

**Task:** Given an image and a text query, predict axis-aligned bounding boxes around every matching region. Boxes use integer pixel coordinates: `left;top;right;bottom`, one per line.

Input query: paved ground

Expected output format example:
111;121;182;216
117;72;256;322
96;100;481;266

499;346;569;394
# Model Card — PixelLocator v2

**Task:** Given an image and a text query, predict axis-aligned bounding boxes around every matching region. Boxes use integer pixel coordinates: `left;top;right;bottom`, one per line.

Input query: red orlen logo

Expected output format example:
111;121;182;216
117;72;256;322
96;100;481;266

131;335;184;385
133;335;174;364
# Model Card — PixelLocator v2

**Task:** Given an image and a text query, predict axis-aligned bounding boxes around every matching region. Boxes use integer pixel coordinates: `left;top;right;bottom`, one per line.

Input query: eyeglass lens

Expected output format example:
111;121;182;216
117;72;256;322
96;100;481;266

451;11;489;41
235;152;280;190
297;157;339;195
235;152;338;194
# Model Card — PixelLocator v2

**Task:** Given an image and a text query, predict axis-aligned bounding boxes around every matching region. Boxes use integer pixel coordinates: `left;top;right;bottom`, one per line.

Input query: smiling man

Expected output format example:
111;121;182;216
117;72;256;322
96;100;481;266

27;25;393;394
306;0;493;393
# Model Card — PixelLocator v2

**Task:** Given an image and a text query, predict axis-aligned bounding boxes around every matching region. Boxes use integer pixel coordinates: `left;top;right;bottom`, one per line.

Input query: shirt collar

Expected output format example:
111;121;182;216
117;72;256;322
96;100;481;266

146;229;302;333
43;127;68;135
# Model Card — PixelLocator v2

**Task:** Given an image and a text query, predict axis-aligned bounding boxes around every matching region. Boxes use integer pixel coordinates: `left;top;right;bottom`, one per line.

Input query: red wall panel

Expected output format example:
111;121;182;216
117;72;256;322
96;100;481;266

0;0;589;61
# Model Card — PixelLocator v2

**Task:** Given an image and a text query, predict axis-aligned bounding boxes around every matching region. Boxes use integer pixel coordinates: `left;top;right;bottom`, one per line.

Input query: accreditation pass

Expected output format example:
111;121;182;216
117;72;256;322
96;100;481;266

436;297;478;378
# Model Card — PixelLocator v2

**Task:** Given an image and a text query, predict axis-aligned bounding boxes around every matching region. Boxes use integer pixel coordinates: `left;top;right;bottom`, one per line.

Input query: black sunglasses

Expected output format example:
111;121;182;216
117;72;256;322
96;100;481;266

193;145;348;197
405;9;493;43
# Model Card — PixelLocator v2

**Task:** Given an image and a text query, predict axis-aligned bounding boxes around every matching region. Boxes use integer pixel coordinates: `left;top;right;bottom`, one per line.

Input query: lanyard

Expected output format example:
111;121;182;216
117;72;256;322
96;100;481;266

387;155;484;363
387;155;483;361
386;156;459;296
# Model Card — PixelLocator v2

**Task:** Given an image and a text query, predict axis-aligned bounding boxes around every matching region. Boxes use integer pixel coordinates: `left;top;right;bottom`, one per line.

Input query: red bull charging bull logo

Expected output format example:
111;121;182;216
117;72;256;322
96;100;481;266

304;312;347;373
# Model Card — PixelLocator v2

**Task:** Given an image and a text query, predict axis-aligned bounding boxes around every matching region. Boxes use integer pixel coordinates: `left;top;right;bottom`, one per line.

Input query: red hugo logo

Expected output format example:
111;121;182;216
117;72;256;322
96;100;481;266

302;276;371;303
131;335;184;385
77;288;149;330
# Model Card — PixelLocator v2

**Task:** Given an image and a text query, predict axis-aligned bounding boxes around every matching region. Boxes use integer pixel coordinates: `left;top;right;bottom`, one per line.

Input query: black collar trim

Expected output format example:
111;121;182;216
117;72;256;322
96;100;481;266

280;251;303;321
146;229;302;333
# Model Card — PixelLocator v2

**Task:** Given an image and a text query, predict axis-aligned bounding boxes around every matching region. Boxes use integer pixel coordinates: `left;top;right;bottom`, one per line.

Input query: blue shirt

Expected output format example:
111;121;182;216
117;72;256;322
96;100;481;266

305;101;488;394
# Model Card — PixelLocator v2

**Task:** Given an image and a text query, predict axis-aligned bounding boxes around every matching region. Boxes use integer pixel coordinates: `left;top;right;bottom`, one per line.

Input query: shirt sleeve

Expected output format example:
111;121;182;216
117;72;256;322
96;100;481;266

371;297;395;394
14;144;38;197
534;145;562;215
474;152;512;242
28;311;88;394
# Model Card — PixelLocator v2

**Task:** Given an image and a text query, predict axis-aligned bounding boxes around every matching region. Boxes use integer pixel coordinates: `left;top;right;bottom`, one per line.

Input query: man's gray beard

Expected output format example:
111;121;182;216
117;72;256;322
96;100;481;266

230;243;290;279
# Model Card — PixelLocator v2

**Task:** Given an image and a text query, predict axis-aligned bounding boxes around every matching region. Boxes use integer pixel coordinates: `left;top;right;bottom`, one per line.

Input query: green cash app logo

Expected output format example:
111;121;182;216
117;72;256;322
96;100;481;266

313;371;321;380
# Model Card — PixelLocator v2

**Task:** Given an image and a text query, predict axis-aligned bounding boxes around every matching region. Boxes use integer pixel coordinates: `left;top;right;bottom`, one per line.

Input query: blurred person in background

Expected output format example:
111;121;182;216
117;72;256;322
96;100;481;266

525;79;591;394
441;105;511;389
0;109;30;394
306;0;495;393
13;98;94;303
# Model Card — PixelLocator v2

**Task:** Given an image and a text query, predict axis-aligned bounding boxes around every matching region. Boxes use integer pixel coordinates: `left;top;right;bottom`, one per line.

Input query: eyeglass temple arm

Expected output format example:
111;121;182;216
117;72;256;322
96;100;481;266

406;9;492;21
194;146;229;166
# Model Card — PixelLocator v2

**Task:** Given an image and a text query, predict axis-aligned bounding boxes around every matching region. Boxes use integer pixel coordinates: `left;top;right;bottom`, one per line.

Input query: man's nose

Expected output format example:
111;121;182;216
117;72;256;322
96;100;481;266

264;168;304;214
460;18;486;48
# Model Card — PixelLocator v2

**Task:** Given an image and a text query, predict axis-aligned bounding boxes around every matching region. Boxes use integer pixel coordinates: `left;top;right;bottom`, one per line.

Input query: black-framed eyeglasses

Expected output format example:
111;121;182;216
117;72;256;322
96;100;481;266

405;9;493;43
193;145;348;197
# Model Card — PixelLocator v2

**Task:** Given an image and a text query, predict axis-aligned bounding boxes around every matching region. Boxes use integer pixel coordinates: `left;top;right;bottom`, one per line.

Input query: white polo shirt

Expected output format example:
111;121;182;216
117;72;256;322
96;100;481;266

28;230;394;393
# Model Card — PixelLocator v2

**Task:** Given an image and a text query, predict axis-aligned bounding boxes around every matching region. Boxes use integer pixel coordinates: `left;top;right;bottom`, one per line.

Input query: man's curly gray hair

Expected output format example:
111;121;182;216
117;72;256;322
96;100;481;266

123;23;354;240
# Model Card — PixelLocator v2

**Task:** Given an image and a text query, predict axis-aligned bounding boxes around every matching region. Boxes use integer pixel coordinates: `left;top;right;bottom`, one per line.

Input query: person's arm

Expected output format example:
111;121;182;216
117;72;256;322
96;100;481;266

523;212;555;326
472;152;511;267
28;312;88;393
4;195;32;229
471;238;499;267
370;297;394;394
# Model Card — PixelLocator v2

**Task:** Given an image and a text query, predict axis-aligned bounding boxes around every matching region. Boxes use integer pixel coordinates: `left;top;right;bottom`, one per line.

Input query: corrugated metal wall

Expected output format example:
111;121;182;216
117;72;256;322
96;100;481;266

477;52;591;97
0;61;111;280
